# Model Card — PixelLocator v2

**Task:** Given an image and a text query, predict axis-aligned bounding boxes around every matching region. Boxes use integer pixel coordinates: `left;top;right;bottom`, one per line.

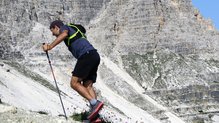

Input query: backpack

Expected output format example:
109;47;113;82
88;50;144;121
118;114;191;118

68;23;86;34
65;23;87;46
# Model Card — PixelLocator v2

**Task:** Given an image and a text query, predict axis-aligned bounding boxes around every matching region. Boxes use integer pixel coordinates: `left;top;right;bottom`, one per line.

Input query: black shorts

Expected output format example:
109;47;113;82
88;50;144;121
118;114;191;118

72;50;100;83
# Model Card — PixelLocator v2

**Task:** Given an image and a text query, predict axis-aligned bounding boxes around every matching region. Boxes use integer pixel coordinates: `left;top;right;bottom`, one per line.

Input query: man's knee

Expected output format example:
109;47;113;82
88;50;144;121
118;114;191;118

83;80;94;89
70;76;82;89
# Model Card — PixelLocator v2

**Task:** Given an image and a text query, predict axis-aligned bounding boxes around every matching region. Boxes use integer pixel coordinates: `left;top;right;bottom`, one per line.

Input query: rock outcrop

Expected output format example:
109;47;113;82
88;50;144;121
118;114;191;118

0;102;79;123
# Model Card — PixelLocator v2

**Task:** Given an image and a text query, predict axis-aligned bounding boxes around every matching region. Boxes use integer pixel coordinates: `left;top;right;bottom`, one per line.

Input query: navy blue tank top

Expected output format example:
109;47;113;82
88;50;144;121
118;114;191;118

60;25;96;59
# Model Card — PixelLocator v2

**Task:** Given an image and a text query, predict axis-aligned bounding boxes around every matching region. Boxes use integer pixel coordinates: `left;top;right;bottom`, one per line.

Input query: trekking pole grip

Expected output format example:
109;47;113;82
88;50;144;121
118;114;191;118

42;43;49;57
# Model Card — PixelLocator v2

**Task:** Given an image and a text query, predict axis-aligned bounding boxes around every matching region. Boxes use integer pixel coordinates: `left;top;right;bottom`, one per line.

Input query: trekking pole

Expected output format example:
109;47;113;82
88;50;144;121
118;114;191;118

43;43;67;120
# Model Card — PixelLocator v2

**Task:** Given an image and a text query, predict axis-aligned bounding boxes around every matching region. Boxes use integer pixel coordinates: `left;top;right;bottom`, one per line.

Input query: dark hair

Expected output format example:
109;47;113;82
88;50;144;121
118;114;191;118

49;20;64;29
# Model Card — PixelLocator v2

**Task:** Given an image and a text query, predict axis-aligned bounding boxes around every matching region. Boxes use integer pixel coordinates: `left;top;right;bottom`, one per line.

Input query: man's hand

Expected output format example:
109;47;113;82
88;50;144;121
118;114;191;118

42;30;68;52
42;43;51;52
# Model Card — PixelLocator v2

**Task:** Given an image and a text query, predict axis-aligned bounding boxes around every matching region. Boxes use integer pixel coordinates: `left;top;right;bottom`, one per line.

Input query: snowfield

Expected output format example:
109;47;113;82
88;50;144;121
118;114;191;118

0;58;190;123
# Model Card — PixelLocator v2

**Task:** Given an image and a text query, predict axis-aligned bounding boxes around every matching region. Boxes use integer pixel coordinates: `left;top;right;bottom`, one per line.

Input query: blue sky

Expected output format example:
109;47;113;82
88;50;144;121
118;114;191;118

192;0;219;30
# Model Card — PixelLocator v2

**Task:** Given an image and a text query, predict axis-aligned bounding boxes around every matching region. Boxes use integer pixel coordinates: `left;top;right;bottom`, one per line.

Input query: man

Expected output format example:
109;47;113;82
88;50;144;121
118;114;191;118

42;20;103;121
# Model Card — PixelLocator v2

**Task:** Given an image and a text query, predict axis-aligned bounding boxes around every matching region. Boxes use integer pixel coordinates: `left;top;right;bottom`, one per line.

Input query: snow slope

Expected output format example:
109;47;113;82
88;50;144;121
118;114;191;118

0;59;160;123
0;61;87;116
0;60;159;122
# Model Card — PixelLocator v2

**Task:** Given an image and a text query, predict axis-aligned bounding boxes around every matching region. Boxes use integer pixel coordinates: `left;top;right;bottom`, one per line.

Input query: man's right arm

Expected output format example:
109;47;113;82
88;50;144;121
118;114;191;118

49;30;68;49
43;30;68;51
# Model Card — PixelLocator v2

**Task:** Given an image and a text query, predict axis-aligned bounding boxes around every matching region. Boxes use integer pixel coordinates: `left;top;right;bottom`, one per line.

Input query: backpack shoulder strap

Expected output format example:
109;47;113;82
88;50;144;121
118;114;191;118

65;23;87;46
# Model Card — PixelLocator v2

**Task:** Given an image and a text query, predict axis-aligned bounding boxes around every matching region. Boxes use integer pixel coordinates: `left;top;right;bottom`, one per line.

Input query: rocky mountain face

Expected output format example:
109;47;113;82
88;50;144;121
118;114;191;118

0;0;219;123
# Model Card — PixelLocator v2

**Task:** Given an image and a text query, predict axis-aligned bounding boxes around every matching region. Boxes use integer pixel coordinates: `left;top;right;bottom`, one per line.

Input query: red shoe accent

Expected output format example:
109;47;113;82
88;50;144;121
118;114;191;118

88;102;104;120
91;118;102;123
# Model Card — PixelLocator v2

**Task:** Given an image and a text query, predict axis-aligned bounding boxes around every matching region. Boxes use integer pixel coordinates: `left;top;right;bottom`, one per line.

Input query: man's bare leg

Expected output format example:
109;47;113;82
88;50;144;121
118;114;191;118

83;80;96;99
70;76;93;101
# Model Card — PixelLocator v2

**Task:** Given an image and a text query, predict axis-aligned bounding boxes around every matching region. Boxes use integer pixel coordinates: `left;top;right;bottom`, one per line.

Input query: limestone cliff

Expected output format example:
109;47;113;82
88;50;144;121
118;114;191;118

0;0;219;122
